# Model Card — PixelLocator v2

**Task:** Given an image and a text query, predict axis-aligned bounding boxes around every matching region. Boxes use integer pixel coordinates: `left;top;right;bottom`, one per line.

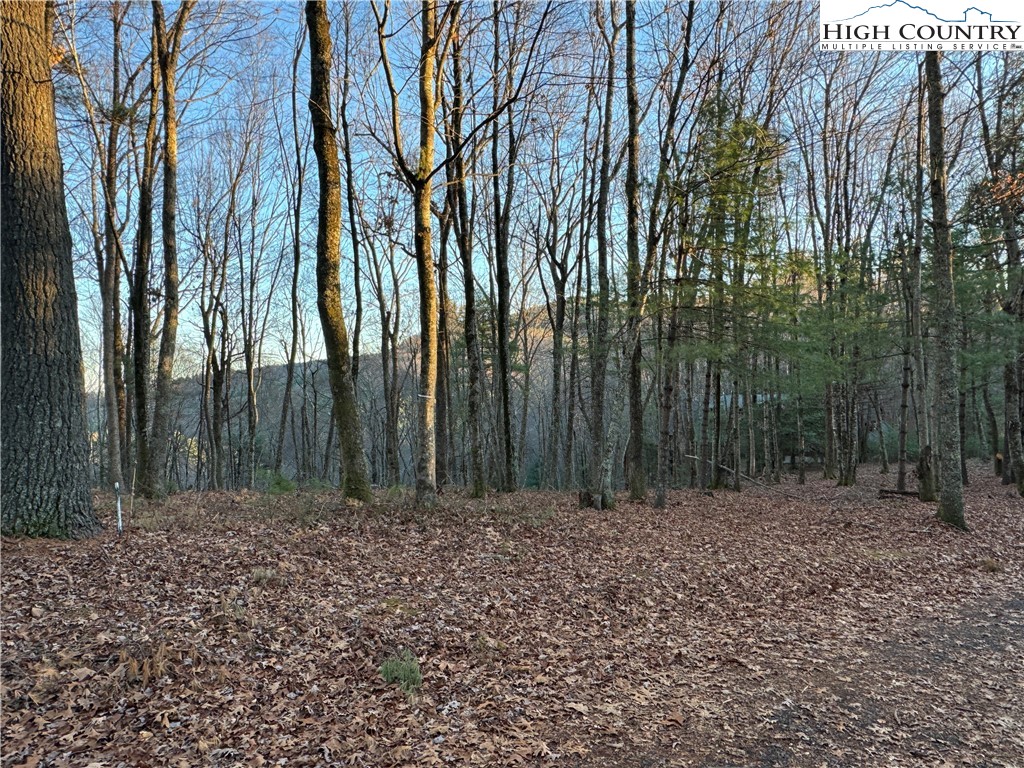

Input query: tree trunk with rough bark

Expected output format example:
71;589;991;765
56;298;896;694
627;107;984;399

925;51;966;530
1;0;99;538
910;82;937;503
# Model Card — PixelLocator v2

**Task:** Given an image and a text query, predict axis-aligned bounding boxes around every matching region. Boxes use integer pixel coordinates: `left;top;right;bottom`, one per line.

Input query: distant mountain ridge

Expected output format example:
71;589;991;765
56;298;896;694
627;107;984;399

833;1;1014;23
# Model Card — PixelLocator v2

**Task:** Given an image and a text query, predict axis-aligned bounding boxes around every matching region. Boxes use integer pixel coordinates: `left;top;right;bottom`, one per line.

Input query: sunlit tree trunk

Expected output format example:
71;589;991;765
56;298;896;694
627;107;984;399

370;0;442;506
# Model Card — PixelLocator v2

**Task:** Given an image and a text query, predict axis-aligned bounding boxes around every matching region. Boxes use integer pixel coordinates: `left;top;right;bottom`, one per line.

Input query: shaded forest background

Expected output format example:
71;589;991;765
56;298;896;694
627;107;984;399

55;1;1024;502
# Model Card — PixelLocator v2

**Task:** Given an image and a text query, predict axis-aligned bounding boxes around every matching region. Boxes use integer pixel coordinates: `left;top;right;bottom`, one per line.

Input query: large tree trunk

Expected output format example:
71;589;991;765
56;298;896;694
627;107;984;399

411;173;439;505
1;0;99;538
371;0;443;505
405;0;443;508
306;0;372;503
925;51;966;530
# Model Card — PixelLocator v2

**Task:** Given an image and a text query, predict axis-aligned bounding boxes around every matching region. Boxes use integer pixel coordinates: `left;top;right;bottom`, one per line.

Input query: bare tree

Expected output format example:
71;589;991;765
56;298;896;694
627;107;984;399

443;2;486;497
925;51;966;530
273;21;309;478
306;0;372;501
584;0;621;509
974;53;1024;495
60;1;148;489
132;13;161;495
370;0;551;505
144;0;195;497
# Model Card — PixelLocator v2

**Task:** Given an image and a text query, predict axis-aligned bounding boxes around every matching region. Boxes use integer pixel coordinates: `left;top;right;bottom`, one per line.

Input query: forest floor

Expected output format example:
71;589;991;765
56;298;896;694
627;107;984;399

2;463;1023;768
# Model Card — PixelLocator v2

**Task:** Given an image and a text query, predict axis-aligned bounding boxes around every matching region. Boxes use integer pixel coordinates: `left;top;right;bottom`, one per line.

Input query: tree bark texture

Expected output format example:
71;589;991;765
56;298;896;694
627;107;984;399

306;0;372;502
1;0;99;538
408;0;441;507
925;51;966;530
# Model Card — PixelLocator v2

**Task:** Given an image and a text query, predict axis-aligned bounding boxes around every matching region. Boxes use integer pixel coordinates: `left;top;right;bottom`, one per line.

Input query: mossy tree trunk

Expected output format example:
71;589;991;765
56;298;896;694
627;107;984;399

370;0;443;507
305;0;372;503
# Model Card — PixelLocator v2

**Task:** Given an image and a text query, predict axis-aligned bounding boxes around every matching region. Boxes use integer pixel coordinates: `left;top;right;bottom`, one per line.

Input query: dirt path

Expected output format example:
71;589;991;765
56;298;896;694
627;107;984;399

572;595;1024;768
713;594;1024;768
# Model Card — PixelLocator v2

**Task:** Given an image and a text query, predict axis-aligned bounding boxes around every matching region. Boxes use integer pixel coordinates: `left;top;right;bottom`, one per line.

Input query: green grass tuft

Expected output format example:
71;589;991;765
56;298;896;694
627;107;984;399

379;648;422;695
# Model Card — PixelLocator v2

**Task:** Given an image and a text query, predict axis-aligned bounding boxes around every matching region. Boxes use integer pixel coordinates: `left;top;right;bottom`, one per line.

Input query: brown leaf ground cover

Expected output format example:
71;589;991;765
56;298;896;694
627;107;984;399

3;464;1022;768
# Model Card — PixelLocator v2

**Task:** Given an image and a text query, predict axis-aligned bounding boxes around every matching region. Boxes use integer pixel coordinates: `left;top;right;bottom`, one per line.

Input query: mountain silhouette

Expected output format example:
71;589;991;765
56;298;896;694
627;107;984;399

833;0;1014;23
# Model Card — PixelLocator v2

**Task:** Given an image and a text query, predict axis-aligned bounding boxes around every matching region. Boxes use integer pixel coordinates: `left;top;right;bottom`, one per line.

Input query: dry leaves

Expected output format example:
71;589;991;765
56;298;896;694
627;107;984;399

2;465;1022;767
